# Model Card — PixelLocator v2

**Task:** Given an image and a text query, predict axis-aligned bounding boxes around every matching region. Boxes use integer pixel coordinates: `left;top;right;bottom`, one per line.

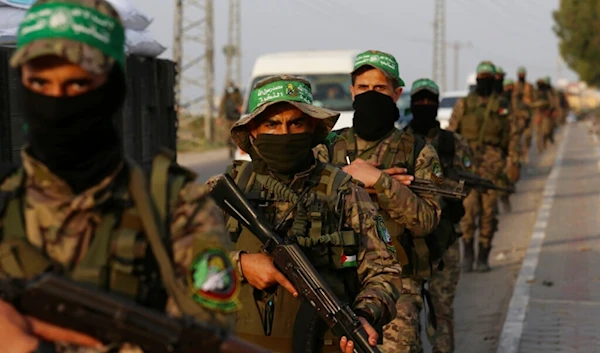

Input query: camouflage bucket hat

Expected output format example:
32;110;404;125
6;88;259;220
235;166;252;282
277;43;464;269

410;78;439;96
231;75;340;153
476;61;496;75
351;50;405;87
10;0;125;75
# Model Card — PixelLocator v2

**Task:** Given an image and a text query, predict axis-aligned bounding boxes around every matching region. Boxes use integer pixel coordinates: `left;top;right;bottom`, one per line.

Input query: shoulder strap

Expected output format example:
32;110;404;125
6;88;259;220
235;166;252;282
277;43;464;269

477;96;496;144
381;131;405;168
232;161;256;193
437;130;455;171
409;134;427;176
150;149;197;223
128;160;232;326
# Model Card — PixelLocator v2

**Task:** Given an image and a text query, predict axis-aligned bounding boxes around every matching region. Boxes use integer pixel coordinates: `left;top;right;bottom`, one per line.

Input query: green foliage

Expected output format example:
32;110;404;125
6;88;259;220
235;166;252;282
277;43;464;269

553;0;600;85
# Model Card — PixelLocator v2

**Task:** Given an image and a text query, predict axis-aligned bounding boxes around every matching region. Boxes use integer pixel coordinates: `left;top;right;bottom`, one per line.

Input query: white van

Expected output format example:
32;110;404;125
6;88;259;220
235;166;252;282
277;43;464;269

466;72;476;93
234;49;361;161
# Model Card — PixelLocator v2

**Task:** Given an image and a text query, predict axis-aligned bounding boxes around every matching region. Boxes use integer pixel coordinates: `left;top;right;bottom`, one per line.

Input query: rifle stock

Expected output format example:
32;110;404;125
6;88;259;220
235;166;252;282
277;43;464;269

0;273;268;353
212;174;380;353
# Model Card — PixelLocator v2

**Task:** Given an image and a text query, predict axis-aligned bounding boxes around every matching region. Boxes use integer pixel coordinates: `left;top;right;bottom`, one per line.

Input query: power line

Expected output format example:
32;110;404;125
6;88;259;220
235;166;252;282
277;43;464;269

223;0;242;87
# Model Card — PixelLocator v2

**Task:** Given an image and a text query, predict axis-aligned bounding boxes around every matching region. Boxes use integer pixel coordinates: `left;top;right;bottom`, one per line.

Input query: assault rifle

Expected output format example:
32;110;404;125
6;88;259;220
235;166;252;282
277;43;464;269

211;174;380;353
409;178;467;200
446;169;515;194
0;273;269;353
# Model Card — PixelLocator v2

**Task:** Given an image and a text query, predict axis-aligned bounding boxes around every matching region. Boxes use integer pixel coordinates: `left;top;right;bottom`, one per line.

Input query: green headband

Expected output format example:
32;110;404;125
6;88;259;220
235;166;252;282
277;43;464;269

476;62;496;75
17;2;126;70
411;78;439;96
518;66;527;74
248;80;313;113
353;50;405;86
503;78;514;86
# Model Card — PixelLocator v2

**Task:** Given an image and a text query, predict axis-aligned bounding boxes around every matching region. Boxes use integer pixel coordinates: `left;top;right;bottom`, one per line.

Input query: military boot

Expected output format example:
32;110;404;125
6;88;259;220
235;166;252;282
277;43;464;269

476;244;492;272
461;239;474;272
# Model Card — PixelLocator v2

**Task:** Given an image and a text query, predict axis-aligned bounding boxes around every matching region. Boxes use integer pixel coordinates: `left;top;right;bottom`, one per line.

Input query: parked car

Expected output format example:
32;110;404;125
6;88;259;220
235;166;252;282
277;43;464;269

437;90;468;129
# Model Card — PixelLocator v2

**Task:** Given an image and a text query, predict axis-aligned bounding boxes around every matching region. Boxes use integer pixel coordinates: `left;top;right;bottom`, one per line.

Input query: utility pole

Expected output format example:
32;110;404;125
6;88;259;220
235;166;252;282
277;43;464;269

173;0;215;142
224;0;242;88
432;0;447;91
448;41;472;90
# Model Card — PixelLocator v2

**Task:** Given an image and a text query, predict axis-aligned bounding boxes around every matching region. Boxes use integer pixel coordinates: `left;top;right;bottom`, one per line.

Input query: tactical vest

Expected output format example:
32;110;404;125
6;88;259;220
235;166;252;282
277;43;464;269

457;93;506;148
431;130;464;249
325;128;439;279
227;161;358;353
0;150;205;316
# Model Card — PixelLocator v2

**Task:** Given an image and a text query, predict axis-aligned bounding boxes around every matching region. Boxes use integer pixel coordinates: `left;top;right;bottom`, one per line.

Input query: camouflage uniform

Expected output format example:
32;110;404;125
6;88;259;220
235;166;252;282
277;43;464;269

216;75;402;353
0;1;238;352
448;61;520;272
533;78;558;153
406;78;475;353
513;68;535;164
314;52;442;353
407;126;472;353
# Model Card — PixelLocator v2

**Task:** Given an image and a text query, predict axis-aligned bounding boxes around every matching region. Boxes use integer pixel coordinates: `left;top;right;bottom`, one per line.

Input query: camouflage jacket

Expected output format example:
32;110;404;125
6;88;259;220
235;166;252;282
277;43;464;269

0;150;237;352
448;93;520;166
214;161;402;330
406;125;475;189
314;128;442;238
513;81;534;108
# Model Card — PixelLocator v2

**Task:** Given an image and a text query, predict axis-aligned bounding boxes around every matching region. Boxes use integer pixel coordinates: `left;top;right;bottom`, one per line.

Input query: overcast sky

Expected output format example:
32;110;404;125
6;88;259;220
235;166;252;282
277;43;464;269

129;0;576;109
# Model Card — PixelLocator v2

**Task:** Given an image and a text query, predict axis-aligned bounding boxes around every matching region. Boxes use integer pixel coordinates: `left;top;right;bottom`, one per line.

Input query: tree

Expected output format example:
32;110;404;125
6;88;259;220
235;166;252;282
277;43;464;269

553;0;600;86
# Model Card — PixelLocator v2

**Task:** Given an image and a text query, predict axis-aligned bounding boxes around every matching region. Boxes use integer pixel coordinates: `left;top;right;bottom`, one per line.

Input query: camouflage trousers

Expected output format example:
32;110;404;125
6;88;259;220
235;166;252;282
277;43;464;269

521;125;533;163
379;278;423;353
427;241;460;353
461;145;504;245
535;114;554;153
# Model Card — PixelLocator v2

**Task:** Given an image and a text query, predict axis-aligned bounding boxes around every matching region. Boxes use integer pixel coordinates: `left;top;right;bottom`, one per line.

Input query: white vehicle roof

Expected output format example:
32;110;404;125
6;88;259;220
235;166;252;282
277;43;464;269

250;49;362;77
441;90;468;98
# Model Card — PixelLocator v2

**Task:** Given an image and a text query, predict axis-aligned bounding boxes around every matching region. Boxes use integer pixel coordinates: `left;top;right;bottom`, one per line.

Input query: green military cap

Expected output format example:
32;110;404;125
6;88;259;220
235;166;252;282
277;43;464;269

544;76;552;84
476;61;496;75
503;78;514;86
410;78;440;96
351;50;405;87
496;67;505;75
10;0;126;75
518;66;527;74
232;75;340;153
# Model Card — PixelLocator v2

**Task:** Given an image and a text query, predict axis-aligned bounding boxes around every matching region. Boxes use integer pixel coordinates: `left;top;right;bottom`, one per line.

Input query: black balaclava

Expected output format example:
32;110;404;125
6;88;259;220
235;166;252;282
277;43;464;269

493;77;504;94
22;67;126;194
476;76;495;97
518;75;526;83
409;90;440;135
352;90;399;141
250;132;315;178
503;87;514;101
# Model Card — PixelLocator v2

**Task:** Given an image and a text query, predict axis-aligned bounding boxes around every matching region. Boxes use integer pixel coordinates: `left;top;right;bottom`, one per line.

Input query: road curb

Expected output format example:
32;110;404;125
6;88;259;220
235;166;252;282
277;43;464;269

496;125;570;353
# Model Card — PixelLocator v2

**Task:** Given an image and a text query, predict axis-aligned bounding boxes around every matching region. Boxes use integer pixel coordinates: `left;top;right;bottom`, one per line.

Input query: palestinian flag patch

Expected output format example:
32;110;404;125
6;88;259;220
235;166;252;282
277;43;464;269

341;253;357;268
498;108;509;116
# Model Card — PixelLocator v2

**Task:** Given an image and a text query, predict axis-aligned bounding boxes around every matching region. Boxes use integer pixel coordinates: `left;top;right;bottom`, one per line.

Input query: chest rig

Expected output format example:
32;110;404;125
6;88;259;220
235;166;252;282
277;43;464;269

458;93;507;150
0;150;196;311
226;161;359;352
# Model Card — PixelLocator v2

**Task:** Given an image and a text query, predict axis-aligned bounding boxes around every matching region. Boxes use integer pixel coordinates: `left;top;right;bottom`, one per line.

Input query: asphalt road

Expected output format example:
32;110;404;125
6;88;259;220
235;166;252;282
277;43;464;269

178;148;232;182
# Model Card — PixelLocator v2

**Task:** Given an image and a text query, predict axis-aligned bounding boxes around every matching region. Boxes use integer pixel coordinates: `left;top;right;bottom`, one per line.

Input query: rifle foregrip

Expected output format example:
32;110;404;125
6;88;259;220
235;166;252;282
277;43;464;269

348;327;380;353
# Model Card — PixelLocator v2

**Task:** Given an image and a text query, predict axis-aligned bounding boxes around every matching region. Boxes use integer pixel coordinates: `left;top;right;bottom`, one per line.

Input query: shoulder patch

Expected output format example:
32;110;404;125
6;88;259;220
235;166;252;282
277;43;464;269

462;155;472;169
376;214;395;253
188;248;240;312
431;161;444;185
